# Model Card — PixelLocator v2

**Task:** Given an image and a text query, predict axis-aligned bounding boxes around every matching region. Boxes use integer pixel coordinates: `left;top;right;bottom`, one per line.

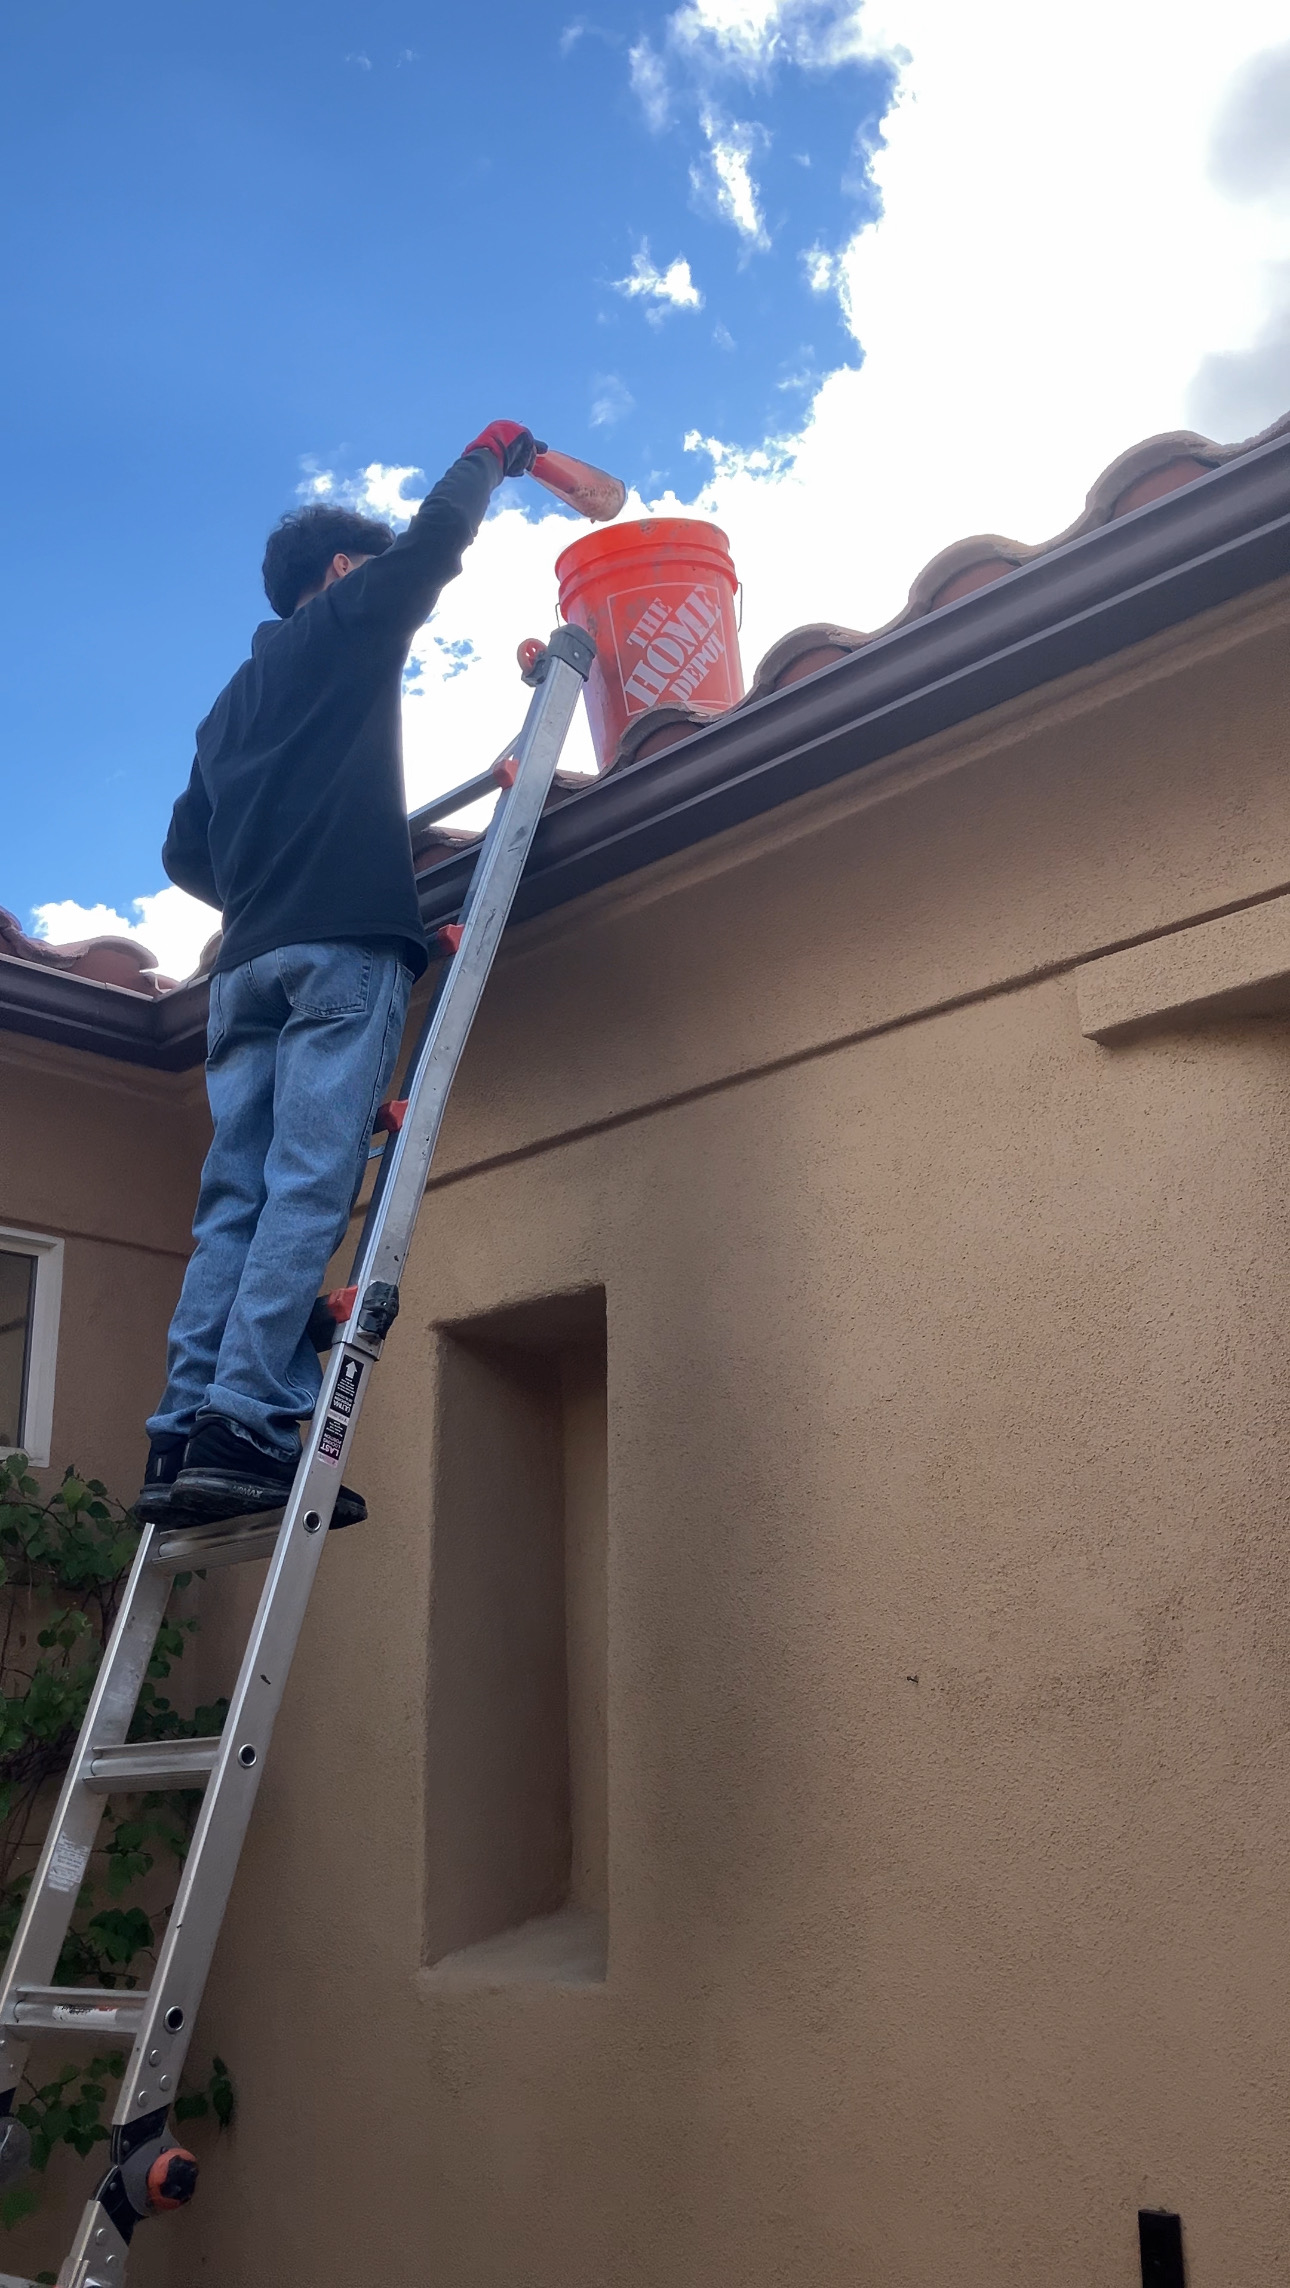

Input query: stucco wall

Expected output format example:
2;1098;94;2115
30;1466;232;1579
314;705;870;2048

12;576;1290;2285
0;1027;209;2280
0;1029;207;1496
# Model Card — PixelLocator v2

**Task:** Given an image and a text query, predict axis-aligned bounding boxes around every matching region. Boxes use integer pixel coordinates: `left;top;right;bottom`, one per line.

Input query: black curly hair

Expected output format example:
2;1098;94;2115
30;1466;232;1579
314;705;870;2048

261;503;396;618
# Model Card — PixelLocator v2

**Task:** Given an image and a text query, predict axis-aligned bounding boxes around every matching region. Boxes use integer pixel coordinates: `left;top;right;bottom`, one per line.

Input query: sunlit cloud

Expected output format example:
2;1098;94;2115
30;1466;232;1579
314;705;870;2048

801;243;837;292
32;887;219;983
668;0;893;77
296;460;423;520
629;37;671;128
691;110;770;247
614;244;705;319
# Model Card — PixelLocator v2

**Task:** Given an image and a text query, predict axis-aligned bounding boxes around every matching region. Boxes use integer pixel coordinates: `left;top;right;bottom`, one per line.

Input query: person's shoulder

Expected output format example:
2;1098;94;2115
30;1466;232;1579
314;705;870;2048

250;615;291;658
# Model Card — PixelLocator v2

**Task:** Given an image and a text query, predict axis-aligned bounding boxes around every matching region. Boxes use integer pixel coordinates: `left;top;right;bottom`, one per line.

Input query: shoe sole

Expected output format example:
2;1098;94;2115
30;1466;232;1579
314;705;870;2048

170;1470;366;1530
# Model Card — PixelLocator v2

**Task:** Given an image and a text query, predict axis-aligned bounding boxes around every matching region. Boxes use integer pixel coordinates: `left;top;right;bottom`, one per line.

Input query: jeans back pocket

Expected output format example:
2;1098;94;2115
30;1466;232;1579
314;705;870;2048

277;942;373;1018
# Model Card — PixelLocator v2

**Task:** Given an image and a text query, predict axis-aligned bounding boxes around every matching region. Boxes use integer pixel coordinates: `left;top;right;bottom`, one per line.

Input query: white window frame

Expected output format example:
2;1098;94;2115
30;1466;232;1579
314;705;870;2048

0;1226;65;1469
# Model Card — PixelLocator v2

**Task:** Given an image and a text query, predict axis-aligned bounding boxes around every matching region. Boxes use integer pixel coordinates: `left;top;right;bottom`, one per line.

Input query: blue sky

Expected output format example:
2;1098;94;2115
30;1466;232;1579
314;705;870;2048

2;0;892;936
5;0;1288;974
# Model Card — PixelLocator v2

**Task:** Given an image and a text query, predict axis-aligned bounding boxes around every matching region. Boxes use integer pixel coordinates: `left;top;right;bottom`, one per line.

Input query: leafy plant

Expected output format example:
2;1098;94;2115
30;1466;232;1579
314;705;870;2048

0;1454;235;2230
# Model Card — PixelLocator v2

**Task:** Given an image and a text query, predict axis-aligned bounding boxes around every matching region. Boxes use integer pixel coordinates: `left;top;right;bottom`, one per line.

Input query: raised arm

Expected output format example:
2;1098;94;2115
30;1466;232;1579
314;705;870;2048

327;423;543;648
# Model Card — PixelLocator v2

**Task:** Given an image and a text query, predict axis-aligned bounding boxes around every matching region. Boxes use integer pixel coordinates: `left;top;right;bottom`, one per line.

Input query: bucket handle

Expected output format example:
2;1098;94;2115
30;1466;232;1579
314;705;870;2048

735;581;743;633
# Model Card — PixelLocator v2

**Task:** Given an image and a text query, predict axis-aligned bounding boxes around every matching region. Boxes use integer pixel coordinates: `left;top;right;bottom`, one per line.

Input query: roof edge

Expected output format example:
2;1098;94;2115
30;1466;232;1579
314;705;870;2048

5;427;1288;1071
415;427;1290;935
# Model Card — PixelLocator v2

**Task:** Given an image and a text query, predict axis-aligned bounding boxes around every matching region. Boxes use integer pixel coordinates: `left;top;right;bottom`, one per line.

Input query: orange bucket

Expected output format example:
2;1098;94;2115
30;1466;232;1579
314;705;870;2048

555;518;743;769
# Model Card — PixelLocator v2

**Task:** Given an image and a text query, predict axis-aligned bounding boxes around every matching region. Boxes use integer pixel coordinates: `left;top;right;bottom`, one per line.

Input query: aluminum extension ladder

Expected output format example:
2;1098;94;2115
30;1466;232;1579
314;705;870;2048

0;622;596;2288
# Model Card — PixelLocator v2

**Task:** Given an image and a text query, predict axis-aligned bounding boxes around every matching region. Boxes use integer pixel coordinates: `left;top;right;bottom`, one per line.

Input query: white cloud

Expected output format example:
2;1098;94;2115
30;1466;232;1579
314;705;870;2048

614;245;705;318
297;461;423;520
668;0;891;76
801;243;837;293
666;0;1290;672
1187;42;1290;436
77;0;1290;952
691;109;770;246
629;37;671;128
590;373;636;426
1208;39;1290;203
32;887;220;983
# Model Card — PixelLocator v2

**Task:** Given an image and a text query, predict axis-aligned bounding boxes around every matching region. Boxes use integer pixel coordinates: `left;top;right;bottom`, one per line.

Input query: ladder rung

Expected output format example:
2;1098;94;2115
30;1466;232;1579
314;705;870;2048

83;1738;222;1792
4;1986;148;2036
150;1516;285;1572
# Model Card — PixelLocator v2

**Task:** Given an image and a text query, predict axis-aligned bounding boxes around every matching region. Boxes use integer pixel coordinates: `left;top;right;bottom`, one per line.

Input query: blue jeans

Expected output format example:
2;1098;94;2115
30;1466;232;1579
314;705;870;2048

148;941;412;1459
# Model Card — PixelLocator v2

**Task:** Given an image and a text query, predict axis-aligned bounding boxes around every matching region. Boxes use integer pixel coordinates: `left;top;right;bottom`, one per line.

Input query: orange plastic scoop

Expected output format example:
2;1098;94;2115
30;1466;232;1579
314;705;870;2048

530;449;626;523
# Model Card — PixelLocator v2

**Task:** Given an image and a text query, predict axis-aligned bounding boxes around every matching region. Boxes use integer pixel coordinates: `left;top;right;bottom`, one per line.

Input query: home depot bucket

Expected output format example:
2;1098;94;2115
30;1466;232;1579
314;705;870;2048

555;518;743;769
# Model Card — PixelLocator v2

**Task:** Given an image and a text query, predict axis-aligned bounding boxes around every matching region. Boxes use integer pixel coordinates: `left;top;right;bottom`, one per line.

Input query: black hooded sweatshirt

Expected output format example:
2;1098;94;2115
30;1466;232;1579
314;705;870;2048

162;448;499;981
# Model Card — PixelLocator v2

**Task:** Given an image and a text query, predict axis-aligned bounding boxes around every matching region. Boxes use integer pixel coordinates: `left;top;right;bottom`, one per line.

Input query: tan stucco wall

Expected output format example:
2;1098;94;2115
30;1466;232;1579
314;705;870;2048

11;576;1290;2284
0;1031;209;2280
0;1031;208;1495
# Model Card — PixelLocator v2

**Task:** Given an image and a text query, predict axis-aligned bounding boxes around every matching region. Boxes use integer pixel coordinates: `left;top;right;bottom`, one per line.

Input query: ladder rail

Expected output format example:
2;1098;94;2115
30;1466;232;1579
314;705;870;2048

2;626;594;2285
104;640;592;2132
0;1530;170;2108
346;643;590;1309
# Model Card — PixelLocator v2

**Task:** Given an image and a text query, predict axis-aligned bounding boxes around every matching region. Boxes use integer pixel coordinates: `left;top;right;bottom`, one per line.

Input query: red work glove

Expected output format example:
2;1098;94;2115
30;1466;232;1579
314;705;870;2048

462;420;547;478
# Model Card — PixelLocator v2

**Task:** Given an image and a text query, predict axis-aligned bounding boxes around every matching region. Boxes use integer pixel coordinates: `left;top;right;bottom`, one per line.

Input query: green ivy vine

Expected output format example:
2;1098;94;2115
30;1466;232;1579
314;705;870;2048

0;1453;235;2238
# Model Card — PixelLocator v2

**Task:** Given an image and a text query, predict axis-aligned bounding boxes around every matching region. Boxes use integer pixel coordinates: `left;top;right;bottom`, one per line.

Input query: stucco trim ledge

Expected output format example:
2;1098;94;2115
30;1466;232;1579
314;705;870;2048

1078;889;1290;1041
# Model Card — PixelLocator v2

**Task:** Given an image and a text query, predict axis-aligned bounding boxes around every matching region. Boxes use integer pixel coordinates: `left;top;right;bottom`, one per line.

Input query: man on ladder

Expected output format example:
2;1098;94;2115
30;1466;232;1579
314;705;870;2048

0;410;603;2286
137;419;543;1530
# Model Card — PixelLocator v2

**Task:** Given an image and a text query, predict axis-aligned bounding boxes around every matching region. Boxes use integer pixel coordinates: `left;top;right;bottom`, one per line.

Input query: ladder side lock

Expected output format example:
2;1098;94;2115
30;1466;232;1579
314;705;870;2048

357;1280;400;1340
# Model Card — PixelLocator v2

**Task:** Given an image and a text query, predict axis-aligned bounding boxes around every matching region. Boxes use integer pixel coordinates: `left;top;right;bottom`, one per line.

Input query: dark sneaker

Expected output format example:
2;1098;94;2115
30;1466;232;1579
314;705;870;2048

173;1415;367;1529
133;1435;189;1524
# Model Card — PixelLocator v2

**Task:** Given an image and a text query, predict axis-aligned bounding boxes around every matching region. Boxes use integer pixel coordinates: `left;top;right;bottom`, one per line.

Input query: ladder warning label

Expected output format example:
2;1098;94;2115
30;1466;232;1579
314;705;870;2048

46;1835;89;1895
318;1356;363;1470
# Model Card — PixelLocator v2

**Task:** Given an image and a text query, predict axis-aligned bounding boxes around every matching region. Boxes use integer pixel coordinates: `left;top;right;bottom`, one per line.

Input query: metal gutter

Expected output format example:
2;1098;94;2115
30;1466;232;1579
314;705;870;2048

0;955;208;1071
4;428;1288;1072
414;426;1290;936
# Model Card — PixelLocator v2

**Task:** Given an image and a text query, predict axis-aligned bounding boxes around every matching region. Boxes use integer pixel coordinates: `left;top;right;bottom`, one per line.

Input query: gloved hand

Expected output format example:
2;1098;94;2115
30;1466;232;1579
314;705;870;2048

462;421;547;479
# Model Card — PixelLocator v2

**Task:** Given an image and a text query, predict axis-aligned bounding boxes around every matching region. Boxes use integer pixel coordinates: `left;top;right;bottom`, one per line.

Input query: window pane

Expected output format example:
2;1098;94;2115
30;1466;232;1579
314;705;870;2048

0;1250;36;1450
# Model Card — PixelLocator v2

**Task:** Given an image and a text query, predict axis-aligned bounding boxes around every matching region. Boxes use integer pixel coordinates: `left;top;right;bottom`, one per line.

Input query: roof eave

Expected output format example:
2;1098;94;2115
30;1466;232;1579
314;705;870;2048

0;954;208;1071
5;427;1289;1072
415;426;1290;935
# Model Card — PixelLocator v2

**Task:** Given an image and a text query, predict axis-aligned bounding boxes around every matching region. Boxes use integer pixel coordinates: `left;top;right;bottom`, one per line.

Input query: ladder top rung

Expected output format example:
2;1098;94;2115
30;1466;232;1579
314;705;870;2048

4;1985;148;2033
83;1738;222;1791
